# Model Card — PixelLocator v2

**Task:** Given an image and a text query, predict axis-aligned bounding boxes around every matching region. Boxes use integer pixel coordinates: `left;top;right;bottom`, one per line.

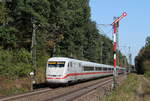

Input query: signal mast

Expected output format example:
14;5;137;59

112;12;127;89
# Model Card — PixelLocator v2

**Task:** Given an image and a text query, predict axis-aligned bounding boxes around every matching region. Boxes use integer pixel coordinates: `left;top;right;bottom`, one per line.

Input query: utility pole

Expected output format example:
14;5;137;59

121;46;132;72
128;46;132;72
100;42;103;64
112;12;127;89
122;56;125;67
31;22;37;74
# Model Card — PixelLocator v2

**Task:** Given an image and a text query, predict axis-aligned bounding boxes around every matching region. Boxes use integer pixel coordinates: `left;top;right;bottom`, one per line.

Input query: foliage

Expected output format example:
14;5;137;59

0;0;127;79
0;26;17;48
0;3;12;24
102;74;150;101
15;48;32;63
0;48;33;79
135;36;150;74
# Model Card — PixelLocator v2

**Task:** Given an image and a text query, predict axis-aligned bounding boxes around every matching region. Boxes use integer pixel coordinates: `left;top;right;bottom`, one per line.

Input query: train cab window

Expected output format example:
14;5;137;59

48;61;65;68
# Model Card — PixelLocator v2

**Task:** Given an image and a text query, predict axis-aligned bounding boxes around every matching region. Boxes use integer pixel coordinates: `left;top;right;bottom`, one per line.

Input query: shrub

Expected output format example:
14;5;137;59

0;48;33;79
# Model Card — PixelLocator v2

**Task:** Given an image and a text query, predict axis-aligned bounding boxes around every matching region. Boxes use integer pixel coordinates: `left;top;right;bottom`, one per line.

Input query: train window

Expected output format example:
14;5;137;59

83;66;94;71
95;67;102;71
103;68;107;71
48;61;65;68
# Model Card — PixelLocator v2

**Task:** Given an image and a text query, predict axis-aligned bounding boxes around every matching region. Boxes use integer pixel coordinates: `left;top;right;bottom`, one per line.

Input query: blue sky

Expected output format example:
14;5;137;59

89;0;150;64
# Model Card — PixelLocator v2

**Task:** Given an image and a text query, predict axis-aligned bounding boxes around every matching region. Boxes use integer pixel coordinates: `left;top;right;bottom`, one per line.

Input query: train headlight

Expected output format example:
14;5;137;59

30;72;34;76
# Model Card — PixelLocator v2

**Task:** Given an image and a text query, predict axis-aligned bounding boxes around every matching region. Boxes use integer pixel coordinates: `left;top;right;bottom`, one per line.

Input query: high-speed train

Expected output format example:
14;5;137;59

45;57;126;84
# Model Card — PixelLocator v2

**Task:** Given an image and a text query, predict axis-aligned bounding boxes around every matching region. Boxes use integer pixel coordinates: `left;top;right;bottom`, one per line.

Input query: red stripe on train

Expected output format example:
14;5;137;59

46;71;114;79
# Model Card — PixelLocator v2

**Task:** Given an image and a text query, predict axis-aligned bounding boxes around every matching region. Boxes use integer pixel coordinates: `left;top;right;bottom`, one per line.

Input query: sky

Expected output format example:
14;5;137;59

89;0;150;65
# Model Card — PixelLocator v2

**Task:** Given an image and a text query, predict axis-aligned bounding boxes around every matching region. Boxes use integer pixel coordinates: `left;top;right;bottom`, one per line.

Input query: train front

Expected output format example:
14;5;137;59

46;58;68;84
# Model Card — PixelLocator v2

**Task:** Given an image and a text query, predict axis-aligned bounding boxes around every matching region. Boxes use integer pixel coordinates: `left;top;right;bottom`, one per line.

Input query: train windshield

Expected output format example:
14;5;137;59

48;61;65;68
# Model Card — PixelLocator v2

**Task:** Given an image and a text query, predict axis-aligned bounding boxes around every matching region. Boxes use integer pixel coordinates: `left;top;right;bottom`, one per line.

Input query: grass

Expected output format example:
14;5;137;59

0;68;45;96
0;77;30;96
102;74;141;101
144;71;150;80
0;87;27;96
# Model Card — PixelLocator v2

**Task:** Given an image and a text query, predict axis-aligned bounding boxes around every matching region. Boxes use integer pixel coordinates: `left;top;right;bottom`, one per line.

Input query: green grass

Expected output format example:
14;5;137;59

102;74;140;101
0;87;27;96
0;77;30;96
144;71;150;80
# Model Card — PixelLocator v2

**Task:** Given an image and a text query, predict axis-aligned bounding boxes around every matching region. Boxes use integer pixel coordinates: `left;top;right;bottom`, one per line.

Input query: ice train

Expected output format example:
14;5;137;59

46;57;126;84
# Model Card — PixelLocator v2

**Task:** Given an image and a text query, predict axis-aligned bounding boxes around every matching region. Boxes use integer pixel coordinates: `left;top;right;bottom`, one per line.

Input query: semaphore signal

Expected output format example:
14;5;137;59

112;12;127;89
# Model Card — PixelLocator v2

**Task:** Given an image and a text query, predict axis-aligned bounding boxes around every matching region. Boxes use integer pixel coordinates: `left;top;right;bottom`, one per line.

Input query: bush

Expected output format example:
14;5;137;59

0;48;33;79
15;48;32;63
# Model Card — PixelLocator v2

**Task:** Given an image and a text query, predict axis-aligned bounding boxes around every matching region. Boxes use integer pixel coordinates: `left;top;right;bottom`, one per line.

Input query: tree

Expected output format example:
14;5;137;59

0;0;127;78
135;36;150;74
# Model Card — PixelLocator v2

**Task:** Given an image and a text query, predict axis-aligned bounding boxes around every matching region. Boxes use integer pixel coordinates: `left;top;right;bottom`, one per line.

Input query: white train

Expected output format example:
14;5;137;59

46;57;126;84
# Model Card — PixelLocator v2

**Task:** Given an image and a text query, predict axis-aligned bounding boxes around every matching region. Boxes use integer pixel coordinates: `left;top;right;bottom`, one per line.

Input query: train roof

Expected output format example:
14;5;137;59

48;57;82;62
48;57;125;69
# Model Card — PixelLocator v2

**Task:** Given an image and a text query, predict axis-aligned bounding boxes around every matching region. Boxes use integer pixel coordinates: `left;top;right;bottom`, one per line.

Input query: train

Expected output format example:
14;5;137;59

45;57;126;84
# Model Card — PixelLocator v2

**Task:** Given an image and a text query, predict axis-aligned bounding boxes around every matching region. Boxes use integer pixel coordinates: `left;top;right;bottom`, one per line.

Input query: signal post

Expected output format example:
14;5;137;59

112;12;127;89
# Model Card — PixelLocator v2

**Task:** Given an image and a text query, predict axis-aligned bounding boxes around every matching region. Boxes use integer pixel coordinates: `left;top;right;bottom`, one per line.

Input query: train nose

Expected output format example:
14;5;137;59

46;68;68;83
46;74;62;78
46;79;67;84
46;75;68;84
47;68;64;75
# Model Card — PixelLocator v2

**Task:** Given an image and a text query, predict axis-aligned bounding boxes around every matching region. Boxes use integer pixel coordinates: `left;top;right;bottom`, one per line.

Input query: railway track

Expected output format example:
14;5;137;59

46;78;113;101
0;88;52;101
0;75;126;101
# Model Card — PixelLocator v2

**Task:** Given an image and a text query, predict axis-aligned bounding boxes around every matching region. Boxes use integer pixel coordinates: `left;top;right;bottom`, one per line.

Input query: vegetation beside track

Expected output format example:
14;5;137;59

102;74;150;101
144;71;150;80
0;1;128;96
135;36;150;76
0;76;29;96
0;65;45;96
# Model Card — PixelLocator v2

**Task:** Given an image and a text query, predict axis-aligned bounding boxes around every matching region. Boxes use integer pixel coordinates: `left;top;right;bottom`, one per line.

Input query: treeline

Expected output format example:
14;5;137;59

0;0;126;78
135;37;150;74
